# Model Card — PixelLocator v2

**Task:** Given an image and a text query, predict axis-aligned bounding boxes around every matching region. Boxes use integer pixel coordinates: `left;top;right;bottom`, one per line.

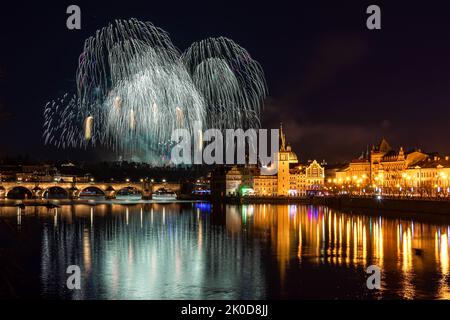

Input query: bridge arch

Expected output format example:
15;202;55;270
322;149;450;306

7;186;33;199
43;186;69;199
78;186;106;197
153;186;176;193
116;186;142;197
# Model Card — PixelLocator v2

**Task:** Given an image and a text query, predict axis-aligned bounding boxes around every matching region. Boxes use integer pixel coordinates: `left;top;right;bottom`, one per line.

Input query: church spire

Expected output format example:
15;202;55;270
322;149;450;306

280;122;286;151
398;146;405;160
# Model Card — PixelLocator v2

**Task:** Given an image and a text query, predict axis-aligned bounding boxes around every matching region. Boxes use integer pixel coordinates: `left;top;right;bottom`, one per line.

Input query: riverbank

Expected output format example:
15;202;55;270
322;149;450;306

0;198;208;207
213;195;450;216
3;195;450;217
310;196;450;215
217;196;311;204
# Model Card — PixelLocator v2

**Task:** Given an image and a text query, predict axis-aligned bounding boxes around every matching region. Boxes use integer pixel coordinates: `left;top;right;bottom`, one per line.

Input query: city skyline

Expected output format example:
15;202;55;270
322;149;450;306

2;1;450;305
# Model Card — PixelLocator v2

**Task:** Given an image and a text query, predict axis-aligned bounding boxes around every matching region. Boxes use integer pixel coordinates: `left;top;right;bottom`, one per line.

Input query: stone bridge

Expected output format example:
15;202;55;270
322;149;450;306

0;181;181;200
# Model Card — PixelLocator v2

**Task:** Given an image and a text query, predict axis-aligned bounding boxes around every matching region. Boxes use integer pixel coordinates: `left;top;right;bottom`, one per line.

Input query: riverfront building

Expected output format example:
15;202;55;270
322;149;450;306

332;138;450;195
252;125;324;196
211;125;325;197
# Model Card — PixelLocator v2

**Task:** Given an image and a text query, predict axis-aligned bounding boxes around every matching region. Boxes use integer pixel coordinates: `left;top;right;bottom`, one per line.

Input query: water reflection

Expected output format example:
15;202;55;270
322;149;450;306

248;205;450;299
0;203;449;299
36;203;266;299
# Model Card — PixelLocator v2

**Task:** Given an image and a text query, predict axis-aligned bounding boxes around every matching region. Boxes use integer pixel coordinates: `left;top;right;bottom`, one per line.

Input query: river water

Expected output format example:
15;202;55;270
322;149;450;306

0;202;449;299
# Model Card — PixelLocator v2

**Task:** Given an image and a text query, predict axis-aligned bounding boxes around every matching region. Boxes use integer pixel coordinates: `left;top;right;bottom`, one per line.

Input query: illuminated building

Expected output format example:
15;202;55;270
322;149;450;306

210;125;325;197
252;125;325;196
403;156;450;196
210;165;256;197
332;138;450;195
0;164;57;182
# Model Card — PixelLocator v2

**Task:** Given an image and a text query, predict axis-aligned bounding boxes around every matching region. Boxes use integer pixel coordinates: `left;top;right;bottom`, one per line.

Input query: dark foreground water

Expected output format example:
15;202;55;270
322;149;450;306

0;202;449;299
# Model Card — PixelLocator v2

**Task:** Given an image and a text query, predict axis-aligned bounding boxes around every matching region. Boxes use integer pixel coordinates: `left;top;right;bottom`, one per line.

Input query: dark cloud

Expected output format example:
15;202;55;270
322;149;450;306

295;33;368;99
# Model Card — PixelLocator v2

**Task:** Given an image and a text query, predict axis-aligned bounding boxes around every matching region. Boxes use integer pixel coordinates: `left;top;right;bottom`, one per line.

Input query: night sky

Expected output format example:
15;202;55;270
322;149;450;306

1;1;450;163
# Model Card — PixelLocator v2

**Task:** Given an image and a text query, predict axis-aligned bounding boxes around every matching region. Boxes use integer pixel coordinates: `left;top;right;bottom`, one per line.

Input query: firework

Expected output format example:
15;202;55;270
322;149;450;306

182;37;267;130
43;19;267;164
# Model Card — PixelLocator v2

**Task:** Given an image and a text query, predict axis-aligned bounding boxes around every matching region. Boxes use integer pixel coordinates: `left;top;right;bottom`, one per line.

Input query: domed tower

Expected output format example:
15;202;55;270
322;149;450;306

286;145;299;164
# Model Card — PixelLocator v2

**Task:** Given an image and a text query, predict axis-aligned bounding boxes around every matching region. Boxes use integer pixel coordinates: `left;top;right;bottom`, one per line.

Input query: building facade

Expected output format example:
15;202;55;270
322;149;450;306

210;125;325;197
331;138;450;195
252;125;325;196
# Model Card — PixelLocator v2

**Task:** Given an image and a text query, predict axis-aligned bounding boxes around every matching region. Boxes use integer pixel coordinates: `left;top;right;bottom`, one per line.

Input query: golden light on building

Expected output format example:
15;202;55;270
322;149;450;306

250;124;325;197
330;138;450;197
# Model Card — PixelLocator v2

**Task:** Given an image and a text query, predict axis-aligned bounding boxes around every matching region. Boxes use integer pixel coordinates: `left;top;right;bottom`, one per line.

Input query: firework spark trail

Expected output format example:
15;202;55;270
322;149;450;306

43;19;267;164
182;37;267;130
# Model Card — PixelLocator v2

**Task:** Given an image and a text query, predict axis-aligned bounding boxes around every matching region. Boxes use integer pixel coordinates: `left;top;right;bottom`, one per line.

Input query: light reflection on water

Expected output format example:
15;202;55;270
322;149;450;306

1;203;450;299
